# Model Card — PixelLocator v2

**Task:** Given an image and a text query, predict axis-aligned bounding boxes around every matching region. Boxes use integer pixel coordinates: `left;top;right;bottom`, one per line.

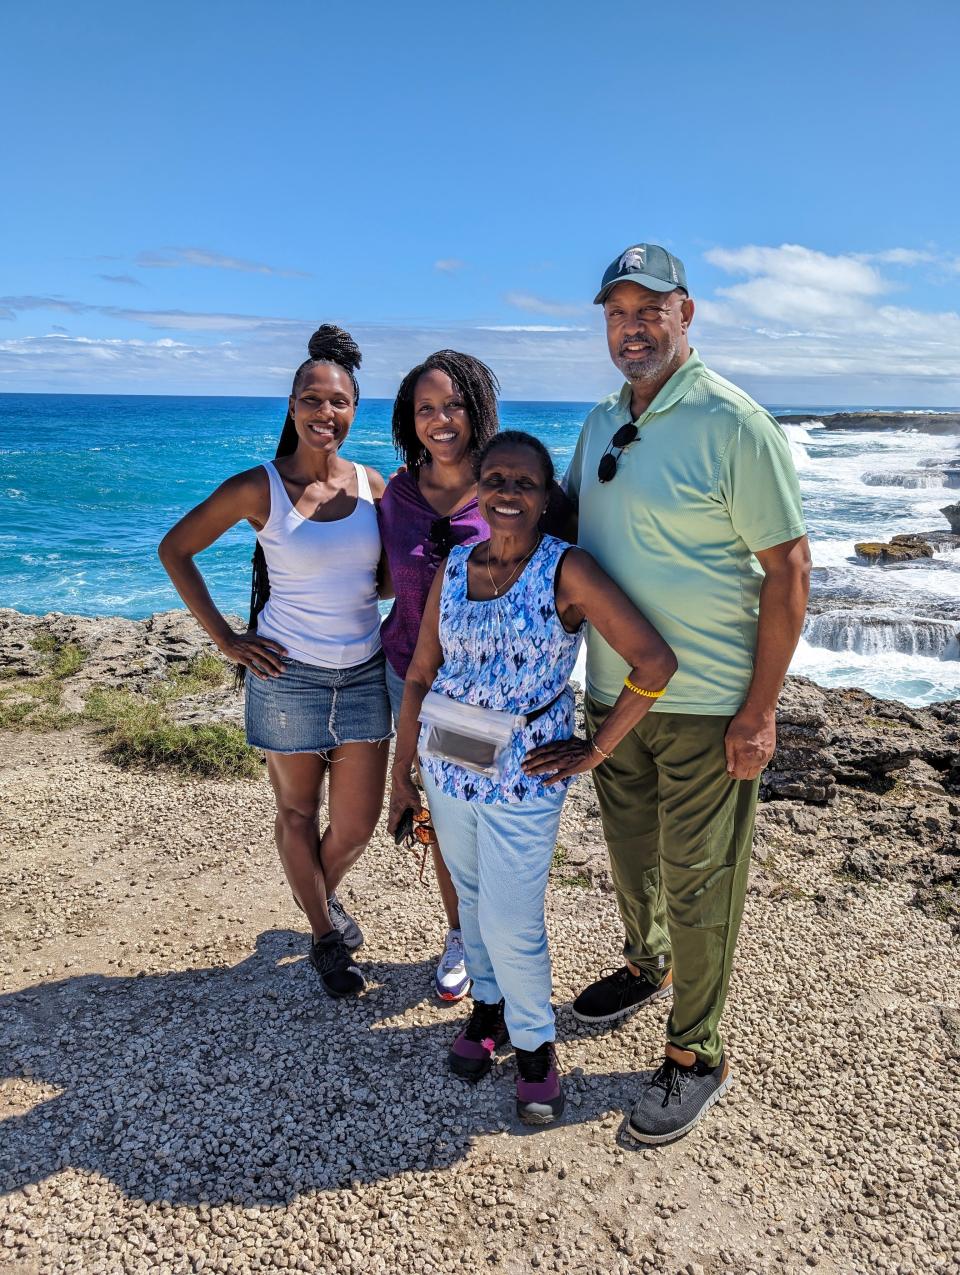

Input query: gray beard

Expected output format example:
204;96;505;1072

622;338;680;384
622;358;658;380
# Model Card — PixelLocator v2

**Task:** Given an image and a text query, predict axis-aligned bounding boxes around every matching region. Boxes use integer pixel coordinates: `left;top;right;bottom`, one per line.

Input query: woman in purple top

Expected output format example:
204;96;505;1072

379;351;499;1001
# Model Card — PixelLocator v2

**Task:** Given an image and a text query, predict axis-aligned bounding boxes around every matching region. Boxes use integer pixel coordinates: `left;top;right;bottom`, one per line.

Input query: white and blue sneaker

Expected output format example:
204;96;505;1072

435;928;470;1002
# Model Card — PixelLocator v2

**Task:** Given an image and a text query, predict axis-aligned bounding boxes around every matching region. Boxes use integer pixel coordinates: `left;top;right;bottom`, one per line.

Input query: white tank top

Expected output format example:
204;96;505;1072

255;461;382;669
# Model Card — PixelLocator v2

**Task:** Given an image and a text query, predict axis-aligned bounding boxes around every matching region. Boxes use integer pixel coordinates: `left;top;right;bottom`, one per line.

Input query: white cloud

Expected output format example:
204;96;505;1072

4;245;960;403
434;259;465;273
136;247;309;278
856;248;937;266
97;273;144;288
694;243;960;397
0;323;614;401
0;294;303;334
478;324;590;333
503;291;587;318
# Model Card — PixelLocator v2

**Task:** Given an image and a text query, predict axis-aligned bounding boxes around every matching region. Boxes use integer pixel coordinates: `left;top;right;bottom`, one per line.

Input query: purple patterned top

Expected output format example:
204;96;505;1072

378;471;489;678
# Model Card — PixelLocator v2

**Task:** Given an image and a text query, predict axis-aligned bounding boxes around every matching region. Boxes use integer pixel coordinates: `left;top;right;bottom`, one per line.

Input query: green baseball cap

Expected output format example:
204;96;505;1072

593;243;688;304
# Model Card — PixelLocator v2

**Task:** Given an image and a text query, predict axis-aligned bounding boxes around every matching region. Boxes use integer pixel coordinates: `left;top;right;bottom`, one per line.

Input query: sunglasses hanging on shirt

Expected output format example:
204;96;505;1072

597;422;639;483
427;515;454;557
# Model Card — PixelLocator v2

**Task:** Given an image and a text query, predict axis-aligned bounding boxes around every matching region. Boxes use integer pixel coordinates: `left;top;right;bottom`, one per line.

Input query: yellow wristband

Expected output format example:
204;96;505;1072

624;676;666;699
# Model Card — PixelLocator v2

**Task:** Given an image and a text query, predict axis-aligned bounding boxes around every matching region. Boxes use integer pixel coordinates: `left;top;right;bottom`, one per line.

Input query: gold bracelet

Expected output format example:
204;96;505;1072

624;676;666;699
590;736;613;760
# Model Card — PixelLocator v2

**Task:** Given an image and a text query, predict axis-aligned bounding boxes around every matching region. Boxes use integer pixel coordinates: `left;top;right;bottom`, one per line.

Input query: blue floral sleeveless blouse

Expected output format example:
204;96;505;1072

419;534;584;805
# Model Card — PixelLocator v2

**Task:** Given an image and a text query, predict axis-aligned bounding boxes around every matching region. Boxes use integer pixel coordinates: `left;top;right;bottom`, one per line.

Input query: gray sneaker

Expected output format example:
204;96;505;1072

626;1045;733;1144
327;892;364;952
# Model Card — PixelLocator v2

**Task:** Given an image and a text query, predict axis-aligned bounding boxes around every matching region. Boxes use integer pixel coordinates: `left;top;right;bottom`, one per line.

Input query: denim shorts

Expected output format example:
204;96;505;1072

245;650;392;755
385;658;406;724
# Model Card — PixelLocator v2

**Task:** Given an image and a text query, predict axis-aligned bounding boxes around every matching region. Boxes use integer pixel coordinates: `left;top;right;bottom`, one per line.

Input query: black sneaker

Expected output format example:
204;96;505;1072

626;1046;733;1144
572;966;672;1024
327;891;364;952
515;1042;564;1125
448;998;510;1080
308;930;365;998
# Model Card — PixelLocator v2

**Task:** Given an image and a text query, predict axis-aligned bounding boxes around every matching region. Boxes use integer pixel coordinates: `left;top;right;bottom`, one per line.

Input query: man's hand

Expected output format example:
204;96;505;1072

724;707;776;780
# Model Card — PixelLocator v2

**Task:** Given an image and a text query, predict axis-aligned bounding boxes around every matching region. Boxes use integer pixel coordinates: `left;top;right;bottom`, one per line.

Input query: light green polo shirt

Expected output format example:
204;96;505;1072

565;349;806;714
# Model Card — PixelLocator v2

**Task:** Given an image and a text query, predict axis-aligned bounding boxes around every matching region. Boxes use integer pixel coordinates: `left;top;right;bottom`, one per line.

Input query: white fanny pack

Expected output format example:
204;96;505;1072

418;687;568;779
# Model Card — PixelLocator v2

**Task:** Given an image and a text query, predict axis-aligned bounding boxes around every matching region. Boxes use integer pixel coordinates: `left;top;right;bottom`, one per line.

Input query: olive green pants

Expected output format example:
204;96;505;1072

585;696;758;1067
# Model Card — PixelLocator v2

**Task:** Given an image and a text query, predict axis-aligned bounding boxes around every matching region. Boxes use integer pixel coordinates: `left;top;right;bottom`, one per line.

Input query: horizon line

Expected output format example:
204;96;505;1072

2;390;959;412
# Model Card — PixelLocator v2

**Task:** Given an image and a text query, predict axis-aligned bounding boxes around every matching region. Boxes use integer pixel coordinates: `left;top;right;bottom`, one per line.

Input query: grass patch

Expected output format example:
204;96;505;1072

51;642;86;679
865;716;902;732
556;871;592;889
151;652;228;705
0;694;80;732
85;687;260;779
0;638;88;731
550;842;591;888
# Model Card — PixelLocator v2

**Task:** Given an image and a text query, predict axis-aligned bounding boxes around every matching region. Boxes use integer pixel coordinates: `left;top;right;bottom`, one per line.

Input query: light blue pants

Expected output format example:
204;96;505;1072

421;772;566;1052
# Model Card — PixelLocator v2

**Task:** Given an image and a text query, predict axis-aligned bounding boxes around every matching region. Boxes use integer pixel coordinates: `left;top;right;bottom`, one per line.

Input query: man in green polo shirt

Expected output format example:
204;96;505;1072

564;243;810;1144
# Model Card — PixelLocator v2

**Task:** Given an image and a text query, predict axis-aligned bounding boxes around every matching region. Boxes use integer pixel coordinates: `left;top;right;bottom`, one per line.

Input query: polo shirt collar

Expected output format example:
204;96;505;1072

612;348;705;424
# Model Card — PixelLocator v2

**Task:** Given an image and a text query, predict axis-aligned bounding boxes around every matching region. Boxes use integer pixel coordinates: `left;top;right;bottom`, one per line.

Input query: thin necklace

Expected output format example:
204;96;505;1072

485;536;541;597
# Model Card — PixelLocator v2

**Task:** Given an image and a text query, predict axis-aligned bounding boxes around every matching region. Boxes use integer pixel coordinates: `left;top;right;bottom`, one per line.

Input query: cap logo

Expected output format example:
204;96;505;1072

618;246;646;274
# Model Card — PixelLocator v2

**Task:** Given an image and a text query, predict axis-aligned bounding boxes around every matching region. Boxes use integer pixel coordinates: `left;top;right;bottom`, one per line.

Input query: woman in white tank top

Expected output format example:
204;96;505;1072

159;325;390;1000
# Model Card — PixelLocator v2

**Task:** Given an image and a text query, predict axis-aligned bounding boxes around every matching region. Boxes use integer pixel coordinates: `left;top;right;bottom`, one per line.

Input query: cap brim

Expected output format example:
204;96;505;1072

593;272;680;305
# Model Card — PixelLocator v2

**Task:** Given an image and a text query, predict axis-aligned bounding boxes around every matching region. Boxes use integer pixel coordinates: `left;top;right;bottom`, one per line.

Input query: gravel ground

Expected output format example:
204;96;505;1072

1;726;958;1275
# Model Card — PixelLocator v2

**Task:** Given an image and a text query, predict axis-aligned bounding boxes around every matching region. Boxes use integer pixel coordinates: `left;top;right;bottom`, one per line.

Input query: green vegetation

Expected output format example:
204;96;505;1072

30;632;59;655
550;842;591;888
556;870;592;889
51;642;86;679
152;651;227;704
85;686;260;779
0;635;88;731
2;640;250;777
865;716;901;732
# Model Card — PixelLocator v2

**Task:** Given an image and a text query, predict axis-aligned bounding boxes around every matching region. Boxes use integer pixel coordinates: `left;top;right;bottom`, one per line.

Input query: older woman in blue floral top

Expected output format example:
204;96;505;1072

388;431;676;1125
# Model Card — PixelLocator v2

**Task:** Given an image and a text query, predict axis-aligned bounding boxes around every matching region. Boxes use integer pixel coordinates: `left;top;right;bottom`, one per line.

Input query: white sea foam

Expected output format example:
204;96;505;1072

790;636;960;704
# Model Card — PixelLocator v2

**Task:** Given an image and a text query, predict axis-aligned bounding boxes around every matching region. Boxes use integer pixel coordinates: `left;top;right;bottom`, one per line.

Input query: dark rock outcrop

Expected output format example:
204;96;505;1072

777;412;960;434
892;530;960;552
861;470;959;489
943;503;960;534
854;540;933;563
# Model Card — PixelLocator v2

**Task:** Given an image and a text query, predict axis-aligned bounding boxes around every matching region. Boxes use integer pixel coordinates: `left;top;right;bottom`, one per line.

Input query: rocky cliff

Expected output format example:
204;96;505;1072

3;607;958;931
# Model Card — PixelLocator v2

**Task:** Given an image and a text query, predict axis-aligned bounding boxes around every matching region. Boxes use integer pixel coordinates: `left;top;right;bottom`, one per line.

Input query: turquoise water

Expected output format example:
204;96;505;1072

3;392;959;706
0;394;587;619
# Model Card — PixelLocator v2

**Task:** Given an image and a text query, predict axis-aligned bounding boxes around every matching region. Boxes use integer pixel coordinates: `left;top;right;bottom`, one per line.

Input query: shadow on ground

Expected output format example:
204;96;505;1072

0;929;638;1205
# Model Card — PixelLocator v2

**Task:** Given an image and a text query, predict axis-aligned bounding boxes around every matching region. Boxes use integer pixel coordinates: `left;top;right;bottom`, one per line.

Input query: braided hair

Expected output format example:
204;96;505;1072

236;324;362;687
391;350;499;471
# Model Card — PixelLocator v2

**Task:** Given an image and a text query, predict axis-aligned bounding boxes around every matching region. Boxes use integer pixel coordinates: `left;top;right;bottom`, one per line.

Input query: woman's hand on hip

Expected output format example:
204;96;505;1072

521;735;599;784
221;630;287;678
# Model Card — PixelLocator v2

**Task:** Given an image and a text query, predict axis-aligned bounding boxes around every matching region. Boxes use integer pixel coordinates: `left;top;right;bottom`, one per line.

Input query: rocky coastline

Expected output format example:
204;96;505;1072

2;606;959;1274
777;410;960;434
2;604;958;934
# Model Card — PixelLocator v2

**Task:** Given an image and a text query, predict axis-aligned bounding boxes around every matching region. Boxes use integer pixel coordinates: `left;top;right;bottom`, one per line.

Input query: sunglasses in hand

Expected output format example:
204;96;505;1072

393;807;437;883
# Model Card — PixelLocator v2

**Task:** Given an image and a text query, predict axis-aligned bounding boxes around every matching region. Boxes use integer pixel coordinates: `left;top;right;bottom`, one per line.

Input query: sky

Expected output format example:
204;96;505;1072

2;0;959;405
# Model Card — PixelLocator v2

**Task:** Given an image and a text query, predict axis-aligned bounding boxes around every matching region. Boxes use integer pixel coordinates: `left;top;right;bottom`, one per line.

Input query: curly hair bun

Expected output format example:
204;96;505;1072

307;324;362;371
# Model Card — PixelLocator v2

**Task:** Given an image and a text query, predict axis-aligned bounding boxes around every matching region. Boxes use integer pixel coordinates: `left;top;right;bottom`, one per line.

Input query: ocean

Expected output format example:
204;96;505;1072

2;393;959;707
